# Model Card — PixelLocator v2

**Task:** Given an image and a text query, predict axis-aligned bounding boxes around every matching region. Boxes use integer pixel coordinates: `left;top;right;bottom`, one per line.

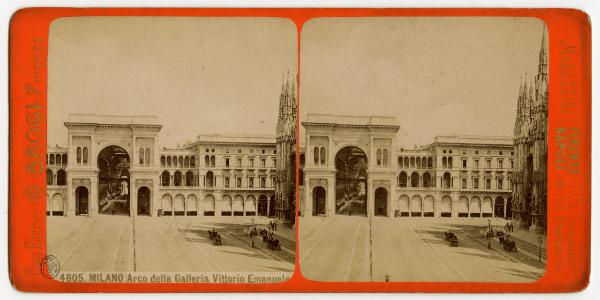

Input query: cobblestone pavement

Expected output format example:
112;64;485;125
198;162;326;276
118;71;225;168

47;215;294;273
299;216;545;282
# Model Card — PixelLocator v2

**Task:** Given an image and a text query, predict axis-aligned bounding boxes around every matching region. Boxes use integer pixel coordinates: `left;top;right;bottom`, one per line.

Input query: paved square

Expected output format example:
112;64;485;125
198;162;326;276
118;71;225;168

47;216;294;274
299;216;545;282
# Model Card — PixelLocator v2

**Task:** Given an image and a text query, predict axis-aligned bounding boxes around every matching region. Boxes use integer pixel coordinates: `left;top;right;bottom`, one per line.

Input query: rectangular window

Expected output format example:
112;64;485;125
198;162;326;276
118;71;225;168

486;159;491;168
510;160;514;169
473;178;479;189
461;178;467;189
249;177;254;188
273;158;277;168
474;159;479;169
249;158;254;167
498;159;503;169
498;179;503;189
485;178;491;189
224;177;230;187
225;158;230;167
237;158;242;167
462;159;467;168
236;177;242;187
261;158;266;168
261;177;266;187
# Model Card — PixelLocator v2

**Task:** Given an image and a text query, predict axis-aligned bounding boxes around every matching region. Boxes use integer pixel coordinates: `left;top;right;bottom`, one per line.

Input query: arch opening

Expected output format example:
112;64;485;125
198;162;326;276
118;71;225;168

335;146;368;216
374;188;388;217
137;187;151;216
76;186;89;215
312;186;326;216
98;146;130;215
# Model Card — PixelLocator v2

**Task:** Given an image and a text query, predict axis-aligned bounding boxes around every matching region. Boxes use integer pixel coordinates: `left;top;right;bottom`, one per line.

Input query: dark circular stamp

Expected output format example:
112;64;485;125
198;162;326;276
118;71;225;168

40;255;60;279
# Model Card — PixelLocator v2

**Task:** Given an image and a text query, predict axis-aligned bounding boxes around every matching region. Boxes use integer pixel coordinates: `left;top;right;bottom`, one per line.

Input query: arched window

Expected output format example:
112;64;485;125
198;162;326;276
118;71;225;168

410;157;415;167
404;157;409;167
383;149;388;166
398;157;403;167
174;171;182;186
145;148;151;165
139;148;144;164
167;156;172;166
161;171;170;186
448;157;453;169
62;154;67;165
416;157;421;168
179;156;183;167
76;147;82;164
206;171;214;187
320;147;326;164
190;156;196;167
161;156;165;166
56;154;61;165
422;172;432;187
173;156;178;167
210;155;216;167
46;169;53;185
313;147;319;164
428;157;433;168
185;171;194;186
443;172;452;189
398;172;407;187
410;172;419;187
376;149;382;166
57;170;66;185
49;154;55;165
82;147;88;164
184;156;190;167
442;157;447;168
204;155;209;166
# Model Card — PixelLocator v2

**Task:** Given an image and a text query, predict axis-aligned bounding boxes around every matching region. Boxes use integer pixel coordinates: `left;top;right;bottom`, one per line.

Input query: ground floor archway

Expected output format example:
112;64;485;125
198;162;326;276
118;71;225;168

52;193;65;216
335;146;368;216
245;195;256;216
137;187;150;216
258;195;268;216
374;188;388;216
76;187;89;215
97;145;130;216
440;196;452;217
312;186;326;216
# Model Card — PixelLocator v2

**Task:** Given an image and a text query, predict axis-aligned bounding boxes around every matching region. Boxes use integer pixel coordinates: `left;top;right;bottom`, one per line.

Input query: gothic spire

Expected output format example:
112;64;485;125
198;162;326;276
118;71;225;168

538;26;548;75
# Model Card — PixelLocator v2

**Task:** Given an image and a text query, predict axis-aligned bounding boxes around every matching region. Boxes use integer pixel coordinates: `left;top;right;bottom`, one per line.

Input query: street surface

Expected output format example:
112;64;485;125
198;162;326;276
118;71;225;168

47;216;294;273
299;216;545;282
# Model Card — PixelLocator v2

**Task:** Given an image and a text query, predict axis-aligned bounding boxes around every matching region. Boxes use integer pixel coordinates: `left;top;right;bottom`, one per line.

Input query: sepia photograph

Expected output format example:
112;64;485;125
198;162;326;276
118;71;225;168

298;17;548;282
45;17;297;282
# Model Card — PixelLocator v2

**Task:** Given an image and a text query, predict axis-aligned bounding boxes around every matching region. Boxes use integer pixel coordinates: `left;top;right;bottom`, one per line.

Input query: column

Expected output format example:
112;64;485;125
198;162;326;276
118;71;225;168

90;176;98;216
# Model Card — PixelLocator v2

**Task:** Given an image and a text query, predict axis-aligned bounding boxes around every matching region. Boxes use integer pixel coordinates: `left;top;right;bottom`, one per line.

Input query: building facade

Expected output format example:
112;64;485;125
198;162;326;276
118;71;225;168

274;74;297;224
46;114;278;218
299;114;514;219
512;30;548;233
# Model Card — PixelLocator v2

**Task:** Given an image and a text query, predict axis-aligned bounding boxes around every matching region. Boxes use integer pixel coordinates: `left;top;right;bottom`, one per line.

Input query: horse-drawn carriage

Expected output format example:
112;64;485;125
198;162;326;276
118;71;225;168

208;229;223;246
499;234;517;252
444;231;459;247
260;230;281;251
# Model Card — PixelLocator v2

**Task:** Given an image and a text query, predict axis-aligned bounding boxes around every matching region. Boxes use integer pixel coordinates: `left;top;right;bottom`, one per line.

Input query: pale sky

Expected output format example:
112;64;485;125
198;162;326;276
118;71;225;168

48;17;297;147
300;17;547;148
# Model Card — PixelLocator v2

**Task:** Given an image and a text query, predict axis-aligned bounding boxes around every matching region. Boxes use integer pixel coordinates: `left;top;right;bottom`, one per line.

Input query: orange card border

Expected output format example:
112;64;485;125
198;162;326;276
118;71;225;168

8;7;591;293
